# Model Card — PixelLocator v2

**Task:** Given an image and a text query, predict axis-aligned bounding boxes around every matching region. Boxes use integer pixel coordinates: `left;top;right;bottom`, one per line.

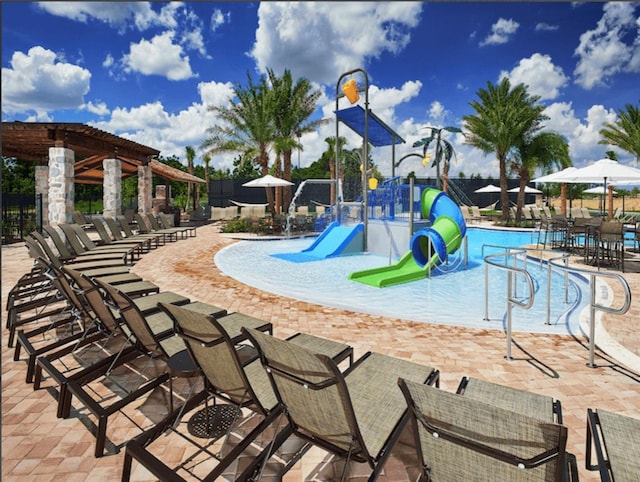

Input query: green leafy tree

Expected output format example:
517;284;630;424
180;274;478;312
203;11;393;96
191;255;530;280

510;131;571;219
268;68;323;211
463;78;547;220
599;103;640;164
201;71;276;212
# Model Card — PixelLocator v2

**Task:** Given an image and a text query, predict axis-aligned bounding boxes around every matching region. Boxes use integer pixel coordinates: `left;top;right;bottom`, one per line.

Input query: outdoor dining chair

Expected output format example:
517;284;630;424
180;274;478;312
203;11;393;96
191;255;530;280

399;378;576;481
244;327;439;481
586;408;640;482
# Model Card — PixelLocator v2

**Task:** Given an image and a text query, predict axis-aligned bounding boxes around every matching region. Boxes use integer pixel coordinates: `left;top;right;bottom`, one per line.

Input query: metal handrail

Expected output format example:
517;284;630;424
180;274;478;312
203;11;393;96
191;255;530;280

484;248;535;360
548;255;632;368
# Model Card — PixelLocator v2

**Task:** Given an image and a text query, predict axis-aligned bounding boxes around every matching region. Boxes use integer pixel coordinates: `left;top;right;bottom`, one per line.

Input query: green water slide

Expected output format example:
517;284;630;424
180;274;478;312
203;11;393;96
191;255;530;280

349;188;466;288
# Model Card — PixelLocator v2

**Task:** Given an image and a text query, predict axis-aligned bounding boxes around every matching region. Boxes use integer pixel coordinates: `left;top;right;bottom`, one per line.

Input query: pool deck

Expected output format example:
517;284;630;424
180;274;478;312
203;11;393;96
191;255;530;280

2;222;640;481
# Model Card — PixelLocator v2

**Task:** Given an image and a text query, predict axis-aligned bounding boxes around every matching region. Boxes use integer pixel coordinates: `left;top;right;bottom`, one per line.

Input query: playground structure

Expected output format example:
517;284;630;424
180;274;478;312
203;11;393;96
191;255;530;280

275;68;468;287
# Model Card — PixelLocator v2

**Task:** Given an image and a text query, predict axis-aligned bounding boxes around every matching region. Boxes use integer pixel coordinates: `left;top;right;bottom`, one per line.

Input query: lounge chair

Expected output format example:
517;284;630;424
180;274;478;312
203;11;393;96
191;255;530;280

586;408;640;482
470;205;483;222
133;212;179;242
92;218;149;258
122;303;352;482
115;215;165;247
58;223;136;264
103;216;157;251
157;212;197;238
399;377;576;481
244;327;439;481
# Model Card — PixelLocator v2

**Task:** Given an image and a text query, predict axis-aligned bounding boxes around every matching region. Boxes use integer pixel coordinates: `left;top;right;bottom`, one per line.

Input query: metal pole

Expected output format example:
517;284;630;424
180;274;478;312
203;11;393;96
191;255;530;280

409;176;414;236
506;270;513;360
484;262;489;321
587;274;597;368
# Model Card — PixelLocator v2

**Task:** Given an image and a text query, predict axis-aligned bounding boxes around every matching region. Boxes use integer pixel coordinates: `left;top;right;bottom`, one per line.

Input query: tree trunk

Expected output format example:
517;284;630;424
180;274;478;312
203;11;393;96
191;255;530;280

499;155;509;221
283;149;293;212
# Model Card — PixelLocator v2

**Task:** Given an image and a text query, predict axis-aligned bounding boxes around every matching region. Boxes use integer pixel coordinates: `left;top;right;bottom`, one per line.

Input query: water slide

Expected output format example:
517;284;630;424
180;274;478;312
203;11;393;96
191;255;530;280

349;189;466;287
272;222;364;263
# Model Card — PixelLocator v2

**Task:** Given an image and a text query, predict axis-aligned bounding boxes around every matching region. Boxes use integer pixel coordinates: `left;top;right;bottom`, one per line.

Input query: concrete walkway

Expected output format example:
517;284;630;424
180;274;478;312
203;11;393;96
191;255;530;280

2;223;639;481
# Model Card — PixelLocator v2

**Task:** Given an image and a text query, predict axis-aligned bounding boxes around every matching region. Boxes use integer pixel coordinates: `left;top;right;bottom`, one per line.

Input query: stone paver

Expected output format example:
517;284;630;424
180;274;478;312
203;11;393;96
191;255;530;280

3;223;639;481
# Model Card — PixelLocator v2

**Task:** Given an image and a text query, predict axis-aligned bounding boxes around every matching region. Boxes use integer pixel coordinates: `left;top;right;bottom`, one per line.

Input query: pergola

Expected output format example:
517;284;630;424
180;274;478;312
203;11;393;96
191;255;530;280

1;122;203;184
1;122;204;225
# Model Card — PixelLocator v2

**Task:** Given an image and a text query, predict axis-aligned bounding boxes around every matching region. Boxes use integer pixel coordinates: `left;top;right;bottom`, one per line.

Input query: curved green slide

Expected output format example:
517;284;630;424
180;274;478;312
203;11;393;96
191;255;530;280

349;188;466;288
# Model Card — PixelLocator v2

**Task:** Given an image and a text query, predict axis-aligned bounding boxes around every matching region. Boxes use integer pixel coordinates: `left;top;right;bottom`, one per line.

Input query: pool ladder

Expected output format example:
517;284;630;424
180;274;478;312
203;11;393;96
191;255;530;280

483;246;631;367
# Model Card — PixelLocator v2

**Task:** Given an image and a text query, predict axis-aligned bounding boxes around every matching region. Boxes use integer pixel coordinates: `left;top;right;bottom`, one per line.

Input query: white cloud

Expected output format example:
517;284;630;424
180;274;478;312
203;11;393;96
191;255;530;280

573;2;639;89
500;53;568;100
102;53;114;68
480;18;519;46
84;101;109;116
535;22;559;32
123;31;195;80
251;2;423;84
1;46;91;116
211;8;230;32
543;101;622;168
36;1;177;33
198;80;235;108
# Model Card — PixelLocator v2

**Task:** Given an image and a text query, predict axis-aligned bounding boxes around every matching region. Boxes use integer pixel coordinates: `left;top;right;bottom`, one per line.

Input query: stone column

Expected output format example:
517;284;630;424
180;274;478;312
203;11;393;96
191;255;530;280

35;165;49;227
103;157;122;218
138;164;152;214
48;146;75;225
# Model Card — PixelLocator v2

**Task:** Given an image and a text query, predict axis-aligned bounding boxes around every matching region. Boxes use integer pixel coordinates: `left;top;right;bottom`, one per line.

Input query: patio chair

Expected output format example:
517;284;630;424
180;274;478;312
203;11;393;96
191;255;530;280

58;223;136;264
157;212;197;238
599;220;625;271
92;218;148;258
116;214;166;247
586;408;640;482
133;212;177;243
122;304;352;481
32;229;128;267
399;378;576;481
103;216;156;251
72;210;93;228
470;205;483;222
244;327;439;481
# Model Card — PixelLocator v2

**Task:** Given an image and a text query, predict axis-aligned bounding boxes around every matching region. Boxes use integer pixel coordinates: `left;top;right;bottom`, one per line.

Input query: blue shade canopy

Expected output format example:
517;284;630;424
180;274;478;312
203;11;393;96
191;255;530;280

335;105;405;147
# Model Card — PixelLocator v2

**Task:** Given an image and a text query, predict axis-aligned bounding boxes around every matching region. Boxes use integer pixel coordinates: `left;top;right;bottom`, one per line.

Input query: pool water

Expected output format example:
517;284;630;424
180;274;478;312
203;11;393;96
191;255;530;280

214;227;589;335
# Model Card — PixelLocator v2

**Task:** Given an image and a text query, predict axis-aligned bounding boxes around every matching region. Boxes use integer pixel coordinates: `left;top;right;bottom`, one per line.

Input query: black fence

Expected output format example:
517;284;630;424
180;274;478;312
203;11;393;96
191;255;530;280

2;193;41;244
208;177;537;210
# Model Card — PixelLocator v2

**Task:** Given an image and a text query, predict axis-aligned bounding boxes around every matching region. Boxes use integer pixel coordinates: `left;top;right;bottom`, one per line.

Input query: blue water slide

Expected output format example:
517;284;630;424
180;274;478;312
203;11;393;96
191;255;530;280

272;222;364;263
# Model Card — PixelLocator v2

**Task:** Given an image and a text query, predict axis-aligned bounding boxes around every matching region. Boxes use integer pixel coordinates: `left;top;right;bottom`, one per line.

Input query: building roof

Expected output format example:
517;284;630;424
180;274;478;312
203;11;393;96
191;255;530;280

1;121;204;184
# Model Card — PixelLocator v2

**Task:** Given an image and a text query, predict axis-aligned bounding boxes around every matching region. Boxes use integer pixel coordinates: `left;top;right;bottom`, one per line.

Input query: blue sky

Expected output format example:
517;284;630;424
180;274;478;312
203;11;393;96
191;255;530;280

2;2;639;178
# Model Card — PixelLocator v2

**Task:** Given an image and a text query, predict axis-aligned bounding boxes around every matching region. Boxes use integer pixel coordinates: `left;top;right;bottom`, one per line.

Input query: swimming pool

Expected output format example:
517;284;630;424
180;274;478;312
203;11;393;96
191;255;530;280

214;227;589;335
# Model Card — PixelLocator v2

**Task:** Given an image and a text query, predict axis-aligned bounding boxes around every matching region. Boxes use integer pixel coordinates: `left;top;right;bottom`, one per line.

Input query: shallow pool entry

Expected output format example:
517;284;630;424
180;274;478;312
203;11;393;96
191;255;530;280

214;228;589;335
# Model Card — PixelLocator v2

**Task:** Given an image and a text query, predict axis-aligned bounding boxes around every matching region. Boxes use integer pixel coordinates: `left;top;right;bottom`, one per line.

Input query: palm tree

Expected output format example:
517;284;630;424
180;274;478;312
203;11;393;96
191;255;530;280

413;126;461;193
202;152;211;204
599;103;640;164
510;131;571;220
185;145;197;213
463;78;547;220
201;72;276;212
268;68;323;212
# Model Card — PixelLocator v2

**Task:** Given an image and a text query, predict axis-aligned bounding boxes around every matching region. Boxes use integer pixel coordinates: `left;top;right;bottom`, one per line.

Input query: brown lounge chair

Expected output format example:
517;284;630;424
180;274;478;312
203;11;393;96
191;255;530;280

122;303;353;482
244;327;439;481
587;408;640;482
399;376;578;481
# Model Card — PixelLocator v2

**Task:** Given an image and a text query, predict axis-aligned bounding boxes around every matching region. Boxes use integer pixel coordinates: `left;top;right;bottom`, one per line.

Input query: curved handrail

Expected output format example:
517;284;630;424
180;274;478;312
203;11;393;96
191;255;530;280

484;248;535;360
548;254;631;368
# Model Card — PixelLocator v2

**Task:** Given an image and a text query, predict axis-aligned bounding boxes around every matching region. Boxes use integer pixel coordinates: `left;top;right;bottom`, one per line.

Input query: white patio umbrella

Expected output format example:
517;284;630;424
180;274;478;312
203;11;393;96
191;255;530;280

584;186;617;195
242;174;293;188
508;185;542;194
562;159;640;216
531;166;579;183
243;174;293;215
474;183;501;193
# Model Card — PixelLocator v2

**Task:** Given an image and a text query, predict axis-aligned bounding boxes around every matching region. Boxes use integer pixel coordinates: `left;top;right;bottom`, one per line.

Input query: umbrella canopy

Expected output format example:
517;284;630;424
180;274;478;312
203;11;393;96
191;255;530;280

531;166;578;183
508;185;542;194
562;158;640;184
584;186;617;195
242;174;293;188
474;184;501;193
